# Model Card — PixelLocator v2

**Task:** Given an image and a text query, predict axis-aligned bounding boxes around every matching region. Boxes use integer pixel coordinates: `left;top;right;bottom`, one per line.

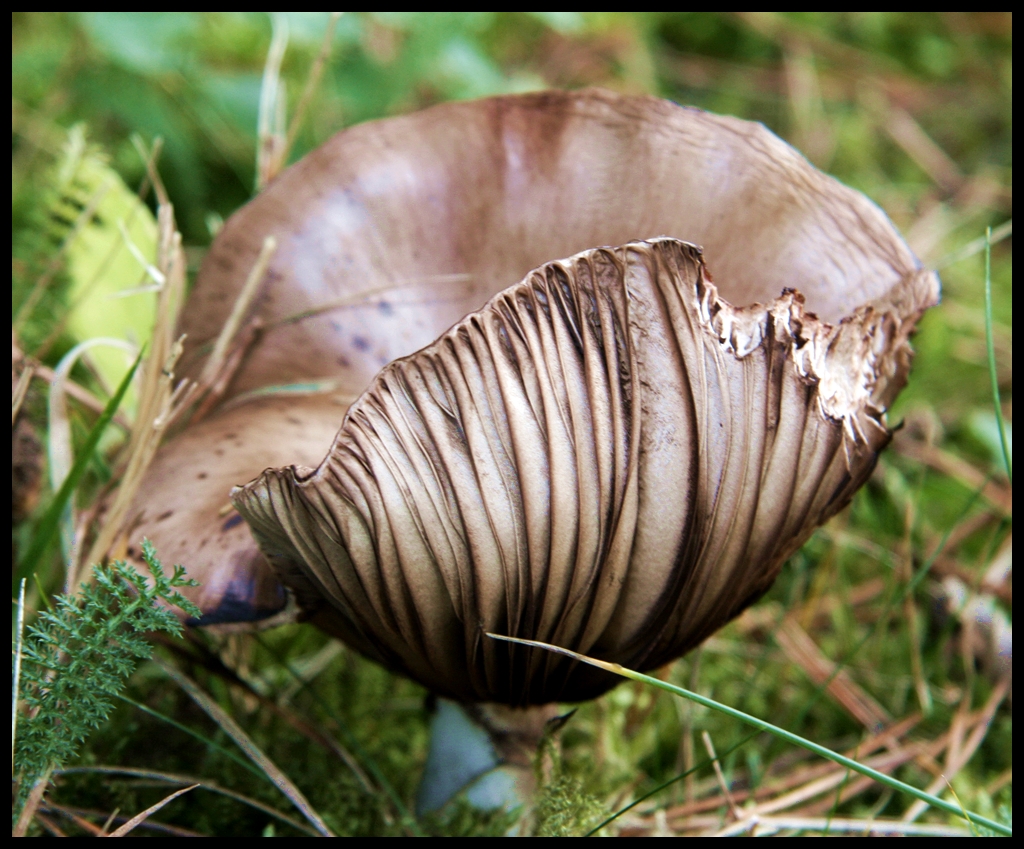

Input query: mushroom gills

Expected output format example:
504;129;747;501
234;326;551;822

231;237;936;706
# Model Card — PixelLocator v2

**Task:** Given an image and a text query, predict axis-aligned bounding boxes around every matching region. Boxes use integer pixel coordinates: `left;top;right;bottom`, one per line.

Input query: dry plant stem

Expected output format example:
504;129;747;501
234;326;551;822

187;235;278;424
32;812;69;837
79;194;190;583
753;746;920;819
988;767;1012;797
13;767;53;837
674;738;910;831
265;280;443;330
662;713;921;822
189;321;263;424
26;361;132;434
106;784;199;837
902;679;1008;822
158;633;375;795
895;490;931;715
40;801;202;837
783;39;832;167
774;616;890;732
800;712;988;819
282;13;342;163
935;219;1012;270
882;102;963;194
701;730;740;821
56;765;321;836
12;352;33;425
257;13;289;190
155;659;334;837
665;694;1003;832
714;815;971;838
102;809;121;835
199;237;277;389
895;435;1012;517
903;553;932;716
49;806;101;836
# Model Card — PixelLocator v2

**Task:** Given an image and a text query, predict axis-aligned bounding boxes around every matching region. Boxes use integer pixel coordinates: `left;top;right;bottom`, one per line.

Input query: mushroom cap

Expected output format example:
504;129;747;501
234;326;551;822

126;90;938;703
231;236;934;704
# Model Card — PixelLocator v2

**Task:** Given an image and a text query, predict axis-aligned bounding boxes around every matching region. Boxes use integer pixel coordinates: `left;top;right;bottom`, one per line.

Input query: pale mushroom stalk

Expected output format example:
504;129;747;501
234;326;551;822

123;90;939;821
416;700;561;821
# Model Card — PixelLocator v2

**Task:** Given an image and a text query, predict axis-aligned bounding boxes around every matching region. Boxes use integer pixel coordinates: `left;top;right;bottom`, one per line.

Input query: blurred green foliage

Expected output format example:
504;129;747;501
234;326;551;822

13;13;1010;239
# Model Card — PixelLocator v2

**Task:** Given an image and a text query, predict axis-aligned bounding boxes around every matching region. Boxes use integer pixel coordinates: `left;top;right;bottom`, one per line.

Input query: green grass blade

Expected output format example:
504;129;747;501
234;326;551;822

486;634;1011;837
584;734;755;836
115;694;268;781
254;634;424;836
156;659;335;837
15;352;142;585
983;226;1012;484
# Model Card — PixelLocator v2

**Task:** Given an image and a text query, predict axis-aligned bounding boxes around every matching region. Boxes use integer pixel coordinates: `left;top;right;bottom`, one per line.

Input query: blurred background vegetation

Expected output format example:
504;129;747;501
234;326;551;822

12;12;1011;836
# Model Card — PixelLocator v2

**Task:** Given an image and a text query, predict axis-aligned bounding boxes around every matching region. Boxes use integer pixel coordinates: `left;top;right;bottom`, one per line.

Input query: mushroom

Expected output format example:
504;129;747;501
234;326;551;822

125;89;938;813
231;232;935;705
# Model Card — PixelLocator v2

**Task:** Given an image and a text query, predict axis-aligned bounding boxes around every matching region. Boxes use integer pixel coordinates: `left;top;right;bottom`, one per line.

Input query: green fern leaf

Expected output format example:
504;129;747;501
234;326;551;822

13;541;201;818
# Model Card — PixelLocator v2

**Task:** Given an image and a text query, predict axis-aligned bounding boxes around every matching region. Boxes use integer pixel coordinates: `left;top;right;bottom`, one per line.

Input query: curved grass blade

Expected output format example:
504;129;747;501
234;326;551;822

486;633;1011;837
106;782;198;837
115;694;268;781
156;659;335;837
253;634;424;836
16;352;142;586
584;734;753;836
56;765;319;836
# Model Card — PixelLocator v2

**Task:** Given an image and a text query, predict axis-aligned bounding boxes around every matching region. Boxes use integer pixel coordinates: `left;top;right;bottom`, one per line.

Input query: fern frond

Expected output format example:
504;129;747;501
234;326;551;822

13;540;201;816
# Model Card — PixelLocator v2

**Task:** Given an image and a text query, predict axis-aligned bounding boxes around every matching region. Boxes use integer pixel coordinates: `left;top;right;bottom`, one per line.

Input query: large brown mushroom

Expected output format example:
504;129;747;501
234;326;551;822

233;229;937;705
125;88;937;808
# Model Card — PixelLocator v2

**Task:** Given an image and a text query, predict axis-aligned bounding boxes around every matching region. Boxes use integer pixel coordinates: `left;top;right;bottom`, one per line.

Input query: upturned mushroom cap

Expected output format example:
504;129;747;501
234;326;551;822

125;90;937;701
231;236;935;704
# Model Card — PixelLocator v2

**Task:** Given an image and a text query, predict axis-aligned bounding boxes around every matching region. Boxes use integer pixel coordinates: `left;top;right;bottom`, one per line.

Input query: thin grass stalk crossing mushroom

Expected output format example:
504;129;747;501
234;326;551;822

123;89;939;819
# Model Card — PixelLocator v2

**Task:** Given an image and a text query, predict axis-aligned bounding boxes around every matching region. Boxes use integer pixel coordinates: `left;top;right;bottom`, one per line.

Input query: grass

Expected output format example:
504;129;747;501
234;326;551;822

12;13;1011;836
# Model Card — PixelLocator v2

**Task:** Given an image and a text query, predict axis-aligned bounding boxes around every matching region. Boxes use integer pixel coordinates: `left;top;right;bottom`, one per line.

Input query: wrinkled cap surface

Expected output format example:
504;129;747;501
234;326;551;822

125;90;938;702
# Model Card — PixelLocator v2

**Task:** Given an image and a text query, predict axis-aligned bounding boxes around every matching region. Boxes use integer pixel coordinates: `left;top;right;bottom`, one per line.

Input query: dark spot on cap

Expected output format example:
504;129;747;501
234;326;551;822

352;336;370;352
222;513;244;531
186;553;288;626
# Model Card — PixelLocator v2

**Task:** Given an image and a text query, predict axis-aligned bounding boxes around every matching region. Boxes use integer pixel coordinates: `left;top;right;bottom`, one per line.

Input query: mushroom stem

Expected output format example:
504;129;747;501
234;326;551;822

416;700;562;826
